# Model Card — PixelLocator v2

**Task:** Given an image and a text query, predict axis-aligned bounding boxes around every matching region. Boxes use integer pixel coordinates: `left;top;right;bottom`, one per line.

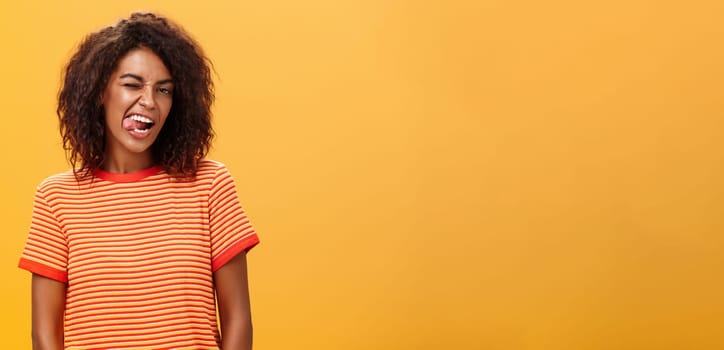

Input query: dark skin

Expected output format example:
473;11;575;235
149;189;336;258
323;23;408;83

215;251;254;350
31;252;252;350
31;275;65;350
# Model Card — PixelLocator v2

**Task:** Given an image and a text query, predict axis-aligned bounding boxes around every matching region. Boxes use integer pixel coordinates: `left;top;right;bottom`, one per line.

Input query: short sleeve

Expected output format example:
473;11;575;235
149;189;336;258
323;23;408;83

18;188;69;283
208;165;260;272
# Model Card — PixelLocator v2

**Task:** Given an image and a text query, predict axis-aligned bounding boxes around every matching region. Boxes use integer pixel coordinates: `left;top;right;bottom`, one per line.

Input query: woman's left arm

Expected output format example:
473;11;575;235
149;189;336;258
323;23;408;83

214;251;253;350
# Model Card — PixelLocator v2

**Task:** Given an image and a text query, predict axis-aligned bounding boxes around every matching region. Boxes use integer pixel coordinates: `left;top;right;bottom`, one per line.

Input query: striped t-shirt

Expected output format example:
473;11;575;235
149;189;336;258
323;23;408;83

19;159;259;349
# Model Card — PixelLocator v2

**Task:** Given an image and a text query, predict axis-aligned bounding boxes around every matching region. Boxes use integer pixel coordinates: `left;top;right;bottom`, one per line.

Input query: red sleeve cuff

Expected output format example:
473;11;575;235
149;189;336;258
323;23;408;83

18;258;68;283
212;234;260;272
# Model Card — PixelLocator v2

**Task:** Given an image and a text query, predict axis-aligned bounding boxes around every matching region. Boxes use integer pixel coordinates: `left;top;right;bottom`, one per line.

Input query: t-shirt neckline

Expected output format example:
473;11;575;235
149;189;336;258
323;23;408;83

92;165;163;183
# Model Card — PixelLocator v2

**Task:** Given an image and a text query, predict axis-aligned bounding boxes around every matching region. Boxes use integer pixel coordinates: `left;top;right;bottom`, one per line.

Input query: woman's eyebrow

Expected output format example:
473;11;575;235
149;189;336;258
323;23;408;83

119;73;143;82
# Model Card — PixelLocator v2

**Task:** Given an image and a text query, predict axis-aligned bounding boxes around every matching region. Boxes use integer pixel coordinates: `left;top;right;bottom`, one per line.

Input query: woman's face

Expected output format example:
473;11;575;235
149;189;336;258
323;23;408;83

101;46;174;166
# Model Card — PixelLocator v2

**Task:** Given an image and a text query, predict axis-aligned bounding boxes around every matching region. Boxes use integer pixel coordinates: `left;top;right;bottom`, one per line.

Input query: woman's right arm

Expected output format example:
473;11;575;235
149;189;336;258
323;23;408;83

31;274;66;350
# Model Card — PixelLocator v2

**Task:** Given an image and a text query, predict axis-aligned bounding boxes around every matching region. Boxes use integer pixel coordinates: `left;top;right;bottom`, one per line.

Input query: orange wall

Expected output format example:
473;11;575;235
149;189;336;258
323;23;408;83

1;1;723;349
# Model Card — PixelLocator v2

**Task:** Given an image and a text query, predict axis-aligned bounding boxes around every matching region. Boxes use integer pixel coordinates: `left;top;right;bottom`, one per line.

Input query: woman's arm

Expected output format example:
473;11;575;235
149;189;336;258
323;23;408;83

31;274;66;350
214;251;253;350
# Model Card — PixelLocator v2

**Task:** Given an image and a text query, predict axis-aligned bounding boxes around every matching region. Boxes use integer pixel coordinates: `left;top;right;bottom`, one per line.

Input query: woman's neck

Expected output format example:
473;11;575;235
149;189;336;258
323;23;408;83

102;153;154;173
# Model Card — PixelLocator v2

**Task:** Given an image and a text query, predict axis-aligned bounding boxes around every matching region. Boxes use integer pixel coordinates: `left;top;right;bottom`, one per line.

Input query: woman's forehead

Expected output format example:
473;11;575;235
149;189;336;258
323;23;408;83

112;47;172;82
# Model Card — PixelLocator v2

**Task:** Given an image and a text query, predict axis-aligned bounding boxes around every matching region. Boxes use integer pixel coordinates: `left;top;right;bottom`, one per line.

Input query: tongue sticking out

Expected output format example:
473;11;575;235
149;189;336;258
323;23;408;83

123;117;150;130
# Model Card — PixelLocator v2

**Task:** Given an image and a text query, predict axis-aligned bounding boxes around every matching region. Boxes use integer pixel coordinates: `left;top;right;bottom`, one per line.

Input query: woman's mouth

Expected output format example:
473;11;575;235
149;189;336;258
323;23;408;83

123;114;155;137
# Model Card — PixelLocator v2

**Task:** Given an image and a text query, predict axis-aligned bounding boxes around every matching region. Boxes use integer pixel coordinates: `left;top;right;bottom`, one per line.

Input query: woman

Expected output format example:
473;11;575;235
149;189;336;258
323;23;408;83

18;12;259;350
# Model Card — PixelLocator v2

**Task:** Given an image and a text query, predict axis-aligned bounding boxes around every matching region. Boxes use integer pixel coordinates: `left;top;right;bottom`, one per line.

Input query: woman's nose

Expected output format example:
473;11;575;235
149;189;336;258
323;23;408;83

138;86;155;109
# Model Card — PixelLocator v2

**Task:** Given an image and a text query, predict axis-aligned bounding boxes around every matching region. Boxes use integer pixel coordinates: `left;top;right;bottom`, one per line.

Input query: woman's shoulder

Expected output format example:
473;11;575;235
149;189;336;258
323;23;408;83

196;159;232;175
36;169;84;193
192;159;235;184
197;158;225;170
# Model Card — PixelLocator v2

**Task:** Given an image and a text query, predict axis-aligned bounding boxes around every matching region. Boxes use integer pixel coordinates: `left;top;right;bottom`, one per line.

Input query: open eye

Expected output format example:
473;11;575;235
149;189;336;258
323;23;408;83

158;87;173;95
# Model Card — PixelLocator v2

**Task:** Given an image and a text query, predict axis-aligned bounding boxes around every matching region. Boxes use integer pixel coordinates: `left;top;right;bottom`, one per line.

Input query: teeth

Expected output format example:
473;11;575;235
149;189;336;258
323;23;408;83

129;114;153;124
132;128;150;133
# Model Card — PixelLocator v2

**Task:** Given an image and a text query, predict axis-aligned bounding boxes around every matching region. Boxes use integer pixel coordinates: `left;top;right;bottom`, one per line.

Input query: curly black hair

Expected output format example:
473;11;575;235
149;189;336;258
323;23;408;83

58;12;214;179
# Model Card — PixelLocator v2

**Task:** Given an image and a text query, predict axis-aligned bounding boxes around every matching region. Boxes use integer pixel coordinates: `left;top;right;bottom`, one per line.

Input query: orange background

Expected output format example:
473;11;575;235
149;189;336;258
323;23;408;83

1;1;723;349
